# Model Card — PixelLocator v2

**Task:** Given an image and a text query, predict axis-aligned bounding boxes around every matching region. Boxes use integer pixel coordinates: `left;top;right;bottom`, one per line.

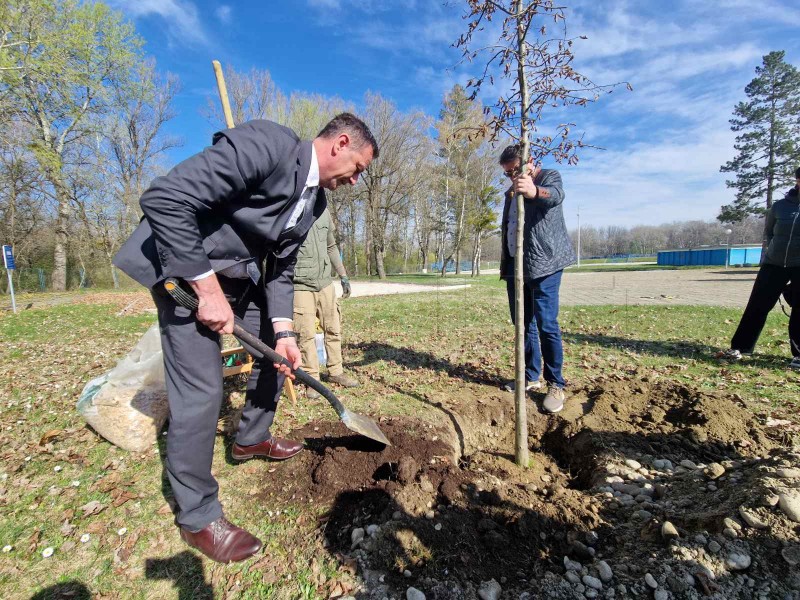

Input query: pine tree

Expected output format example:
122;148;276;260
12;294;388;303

719;51;800;222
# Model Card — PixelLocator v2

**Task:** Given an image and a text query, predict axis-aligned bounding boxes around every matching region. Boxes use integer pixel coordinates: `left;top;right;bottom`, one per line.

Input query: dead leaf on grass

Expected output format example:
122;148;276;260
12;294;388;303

85;521;106;534
39;429;62;446
27;529;41;552
78;500;107;517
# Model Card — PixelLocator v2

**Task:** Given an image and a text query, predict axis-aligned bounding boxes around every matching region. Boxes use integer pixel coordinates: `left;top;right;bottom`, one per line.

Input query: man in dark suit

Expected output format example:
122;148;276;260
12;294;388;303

113;113;378;563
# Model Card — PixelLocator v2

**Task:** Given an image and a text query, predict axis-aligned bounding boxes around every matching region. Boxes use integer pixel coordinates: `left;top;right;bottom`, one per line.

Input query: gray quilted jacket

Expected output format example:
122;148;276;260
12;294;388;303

500;168;576;280
763;187;800;268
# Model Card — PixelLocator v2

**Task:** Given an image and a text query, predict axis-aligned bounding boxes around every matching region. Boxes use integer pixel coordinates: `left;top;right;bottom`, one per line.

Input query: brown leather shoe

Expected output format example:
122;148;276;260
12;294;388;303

180;517;262;564
231;437;304;461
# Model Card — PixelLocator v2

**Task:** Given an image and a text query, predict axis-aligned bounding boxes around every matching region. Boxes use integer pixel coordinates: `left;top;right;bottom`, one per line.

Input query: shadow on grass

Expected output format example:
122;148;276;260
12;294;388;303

350;341;503;388
562;331;788;369
29;581;90;600
145;551;213;600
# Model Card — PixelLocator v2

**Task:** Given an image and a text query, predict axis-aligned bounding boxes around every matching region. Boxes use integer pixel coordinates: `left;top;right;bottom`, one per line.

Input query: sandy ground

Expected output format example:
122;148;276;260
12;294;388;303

2;267;760;312
334;267;759;308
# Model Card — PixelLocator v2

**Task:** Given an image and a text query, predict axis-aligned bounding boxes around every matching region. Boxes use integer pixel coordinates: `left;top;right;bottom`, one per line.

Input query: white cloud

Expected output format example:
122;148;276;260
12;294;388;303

215;5;232;25
561;127;738;229
109;0;208;47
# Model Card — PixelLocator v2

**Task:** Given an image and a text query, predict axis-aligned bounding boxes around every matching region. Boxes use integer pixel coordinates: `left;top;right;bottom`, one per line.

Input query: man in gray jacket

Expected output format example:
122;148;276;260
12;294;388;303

113;114;378;563
499;144;576;413
293;206;359;398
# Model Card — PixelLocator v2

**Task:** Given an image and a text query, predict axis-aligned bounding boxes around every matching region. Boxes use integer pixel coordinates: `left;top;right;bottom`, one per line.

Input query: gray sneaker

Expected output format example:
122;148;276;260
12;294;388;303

790;357;800;370
542;384;566;414
502;379;543;392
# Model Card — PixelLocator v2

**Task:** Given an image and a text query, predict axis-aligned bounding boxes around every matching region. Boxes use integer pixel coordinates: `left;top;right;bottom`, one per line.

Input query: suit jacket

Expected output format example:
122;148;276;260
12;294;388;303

113;120;327;319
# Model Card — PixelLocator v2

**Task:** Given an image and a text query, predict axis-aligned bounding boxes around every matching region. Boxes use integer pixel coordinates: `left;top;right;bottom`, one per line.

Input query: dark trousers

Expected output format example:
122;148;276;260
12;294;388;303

151;277;284;530
506;270;566;387
731;264;799;357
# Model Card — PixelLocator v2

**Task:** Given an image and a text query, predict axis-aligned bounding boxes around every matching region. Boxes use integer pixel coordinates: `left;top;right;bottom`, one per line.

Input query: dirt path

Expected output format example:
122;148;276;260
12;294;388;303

559;268;759;308
1;268;760;314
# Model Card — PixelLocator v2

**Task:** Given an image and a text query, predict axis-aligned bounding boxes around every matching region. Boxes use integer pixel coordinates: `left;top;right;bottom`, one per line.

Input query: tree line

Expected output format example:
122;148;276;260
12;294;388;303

570;216;765;260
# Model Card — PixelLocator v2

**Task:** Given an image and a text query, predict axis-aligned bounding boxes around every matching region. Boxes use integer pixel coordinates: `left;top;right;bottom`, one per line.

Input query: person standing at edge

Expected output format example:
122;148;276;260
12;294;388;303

718;166;800;369
293;206;359;398
113;114;378;563
499;144;576;413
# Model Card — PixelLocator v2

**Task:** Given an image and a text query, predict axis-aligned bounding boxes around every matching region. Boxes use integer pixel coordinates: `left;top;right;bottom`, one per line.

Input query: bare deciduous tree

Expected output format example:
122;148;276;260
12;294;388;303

457;0;629;465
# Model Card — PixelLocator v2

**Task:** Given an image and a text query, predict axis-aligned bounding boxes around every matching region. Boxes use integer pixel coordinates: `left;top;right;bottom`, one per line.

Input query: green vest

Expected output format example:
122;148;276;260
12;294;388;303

293;208;333;292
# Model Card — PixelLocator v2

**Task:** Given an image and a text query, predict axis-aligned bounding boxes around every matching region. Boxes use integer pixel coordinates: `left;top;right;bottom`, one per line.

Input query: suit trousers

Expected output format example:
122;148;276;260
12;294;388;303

293;283;344;380
151;277;284;531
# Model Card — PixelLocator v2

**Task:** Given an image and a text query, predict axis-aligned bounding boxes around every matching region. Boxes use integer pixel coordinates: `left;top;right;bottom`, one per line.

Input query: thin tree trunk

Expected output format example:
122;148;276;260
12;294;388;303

514;0;529;468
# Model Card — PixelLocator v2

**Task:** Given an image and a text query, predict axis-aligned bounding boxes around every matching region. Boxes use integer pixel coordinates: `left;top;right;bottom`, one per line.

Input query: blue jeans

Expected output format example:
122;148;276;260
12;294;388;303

506;270;566;387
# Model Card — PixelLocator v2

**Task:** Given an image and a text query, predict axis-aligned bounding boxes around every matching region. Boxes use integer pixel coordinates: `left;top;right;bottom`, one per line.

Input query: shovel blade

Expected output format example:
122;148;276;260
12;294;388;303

340;410;391;446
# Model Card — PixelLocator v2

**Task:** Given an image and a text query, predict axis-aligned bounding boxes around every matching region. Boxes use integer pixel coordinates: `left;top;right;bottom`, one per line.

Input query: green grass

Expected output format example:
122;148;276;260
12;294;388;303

0;287;797;598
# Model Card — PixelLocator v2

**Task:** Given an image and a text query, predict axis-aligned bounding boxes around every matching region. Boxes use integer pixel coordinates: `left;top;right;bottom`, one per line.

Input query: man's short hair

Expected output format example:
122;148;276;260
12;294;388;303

318;113;379;159
499;144;521;164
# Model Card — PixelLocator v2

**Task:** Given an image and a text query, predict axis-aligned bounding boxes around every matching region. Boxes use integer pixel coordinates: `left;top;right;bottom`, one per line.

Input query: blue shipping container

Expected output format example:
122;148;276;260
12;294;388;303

657;246;761;267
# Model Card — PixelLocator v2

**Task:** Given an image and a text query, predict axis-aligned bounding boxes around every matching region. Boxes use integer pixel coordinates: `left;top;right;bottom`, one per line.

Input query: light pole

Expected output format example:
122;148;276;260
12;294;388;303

576;205;581;267
725;228;732;269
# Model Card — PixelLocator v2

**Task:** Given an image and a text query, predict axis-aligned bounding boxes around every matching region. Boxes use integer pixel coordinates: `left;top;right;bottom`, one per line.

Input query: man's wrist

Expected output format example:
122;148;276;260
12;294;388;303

274;330;298;343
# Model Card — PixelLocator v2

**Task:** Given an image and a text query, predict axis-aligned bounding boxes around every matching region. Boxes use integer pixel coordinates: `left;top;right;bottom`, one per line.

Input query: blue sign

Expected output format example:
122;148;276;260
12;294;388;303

2;245;15;270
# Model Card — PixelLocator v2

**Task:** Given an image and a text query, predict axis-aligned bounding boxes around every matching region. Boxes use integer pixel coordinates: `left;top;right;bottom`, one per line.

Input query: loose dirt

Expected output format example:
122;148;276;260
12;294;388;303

255;379;800;600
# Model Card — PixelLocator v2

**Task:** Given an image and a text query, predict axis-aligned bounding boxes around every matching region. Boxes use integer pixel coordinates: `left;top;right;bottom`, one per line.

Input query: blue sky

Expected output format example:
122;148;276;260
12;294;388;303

107;0;800;230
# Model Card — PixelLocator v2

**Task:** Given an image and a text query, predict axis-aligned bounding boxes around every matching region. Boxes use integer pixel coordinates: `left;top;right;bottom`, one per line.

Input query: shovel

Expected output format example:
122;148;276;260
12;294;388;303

163;277;391;446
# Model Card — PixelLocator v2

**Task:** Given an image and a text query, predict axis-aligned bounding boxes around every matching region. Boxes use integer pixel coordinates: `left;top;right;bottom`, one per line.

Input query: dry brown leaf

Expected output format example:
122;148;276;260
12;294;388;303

86;521;107;534
38;429;62;446
27;529;41;552
78;500;106;517
156;503;174;515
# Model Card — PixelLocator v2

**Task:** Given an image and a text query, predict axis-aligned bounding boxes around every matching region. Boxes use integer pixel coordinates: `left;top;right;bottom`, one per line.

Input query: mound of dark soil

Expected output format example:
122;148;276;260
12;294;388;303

255;378;800;600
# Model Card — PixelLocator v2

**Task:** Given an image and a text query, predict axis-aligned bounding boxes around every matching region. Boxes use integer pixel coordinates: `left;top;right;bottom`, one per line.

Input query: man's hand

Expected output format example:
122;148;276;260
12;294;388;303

341;276;352;299
512;164;542;199
274;338;301;379
188;275;234;334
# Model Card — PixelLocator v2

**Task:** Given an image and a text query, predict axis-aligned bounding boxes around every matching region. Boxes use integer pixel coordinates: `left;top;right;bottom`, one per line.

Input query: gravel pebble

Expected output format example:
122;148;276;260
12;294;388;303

597;560;613;582
779;491;800;522
654;591;669;600
705;463;726;479
738;506;768;529
351;528;365;548
661;521;679;541
645;574;658;589
708;540;722;553
477;579;502;600
781;545;800;566
406;587;426;600
726;552;752;570
625;459;642;470
565;571;581;584
582;575;603;590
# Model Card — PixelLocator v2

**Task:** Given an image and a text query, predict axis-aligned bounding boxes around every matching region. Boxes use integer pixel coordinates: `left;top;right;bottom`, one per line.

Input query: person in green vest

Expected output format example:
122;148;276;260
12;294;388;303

292;207;359;398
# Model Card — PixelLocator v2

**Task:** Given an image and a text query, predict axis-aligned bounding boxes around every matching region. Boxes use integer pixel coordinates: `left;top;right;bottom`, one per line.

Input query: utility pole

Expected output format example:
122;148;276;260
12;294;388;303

576;205;581;267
